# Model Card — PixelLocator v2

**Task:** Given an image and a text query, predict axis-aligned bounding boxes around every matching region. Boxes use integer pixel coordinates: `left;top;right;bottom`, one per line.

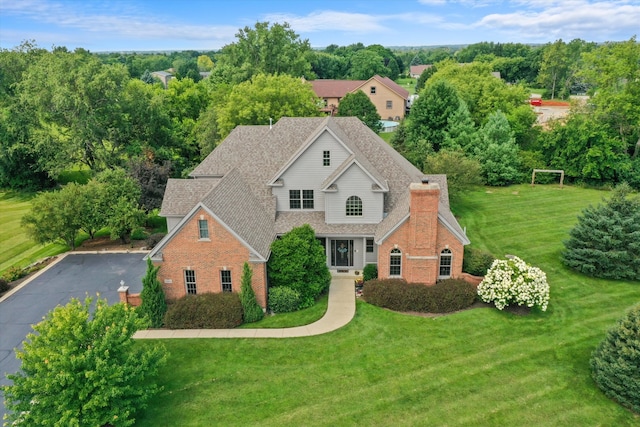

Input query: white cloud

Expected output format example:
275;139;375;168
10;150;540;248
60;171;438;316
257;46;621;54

0;0;237;43
418;0;447;5
475;1;640;41
263;11;387;33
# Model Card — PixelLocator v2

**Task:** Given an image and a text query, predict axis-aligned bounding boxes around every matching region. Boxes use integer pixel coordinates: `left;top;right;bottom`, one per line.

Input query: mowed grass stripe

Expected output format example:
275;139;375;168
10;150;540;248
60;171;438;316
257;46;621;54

136;184;638;426
0;191;65;273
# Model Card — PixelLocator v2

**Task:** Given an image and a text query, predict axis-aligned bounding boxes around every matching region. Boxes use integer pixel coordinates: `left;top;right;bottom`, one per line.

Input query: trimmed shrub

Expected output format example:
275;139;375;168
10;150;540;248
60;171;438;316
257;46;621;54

268;286;301;313
146;233;166;249
463;247;495;276
591;305;640;413
1;266;24;283
267;224;331;309
363;278;476;313
130;227;149;241
426;279;477;313
363;264;378;282
477;256;549;311
0;278;9;293
163;293;243;329
362;279;413;311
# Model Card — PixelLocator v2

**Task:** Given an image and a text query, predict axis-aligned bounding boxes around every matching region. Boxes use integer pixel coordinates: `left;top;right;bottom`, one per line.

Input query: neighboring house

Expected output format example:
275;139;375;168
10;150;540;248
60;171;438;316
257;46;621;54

148;117;470;308
151;71;174;88
410;64;432;78
311;75;410;120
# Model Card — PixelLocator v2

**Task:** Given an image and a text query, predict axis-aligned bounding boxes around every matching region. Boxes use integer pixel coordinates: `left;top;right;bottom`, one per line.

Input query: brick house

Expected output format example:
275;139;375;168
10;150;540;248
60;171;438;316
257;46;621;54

148;117;469;308
311;75;410;120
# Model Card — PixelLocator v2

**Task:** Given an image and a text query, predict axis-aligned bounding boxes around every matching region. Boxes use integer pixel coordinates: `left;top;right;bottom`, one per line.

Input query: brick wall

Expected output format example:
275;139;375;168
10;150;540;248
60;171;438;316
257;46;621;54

154;208;268;308
378;182;464;284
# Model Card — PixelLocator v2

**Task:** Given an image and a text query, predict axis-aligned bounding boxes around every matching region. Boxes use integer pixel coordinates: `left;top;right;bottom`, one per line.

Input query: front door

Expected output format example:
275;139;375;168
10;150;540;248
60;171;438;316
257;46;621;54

331;239;353;267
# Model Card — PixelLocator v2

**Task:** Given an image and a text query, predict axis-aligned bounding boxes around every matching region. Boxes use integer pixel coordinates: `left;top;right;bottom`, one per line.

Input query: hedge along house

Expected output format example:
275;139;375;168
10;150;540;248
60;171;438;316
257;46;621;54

147;117;470;308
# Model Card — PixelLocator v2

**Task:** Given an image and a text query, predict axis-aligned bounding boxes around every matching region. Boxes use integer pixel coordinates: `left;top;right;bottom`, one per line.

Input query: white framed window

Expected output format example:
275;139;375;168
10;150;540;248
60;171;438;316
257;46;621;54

302;190;314;209
439;249;452;278
366;239;374;253
198;219;209;239
220;270;232;292
185;270;197;294
290;190;314;209
386;100;393;109
346;195;363;216
390;248;402;276
289;190;301;209
370;86;376;94
323;150;330;166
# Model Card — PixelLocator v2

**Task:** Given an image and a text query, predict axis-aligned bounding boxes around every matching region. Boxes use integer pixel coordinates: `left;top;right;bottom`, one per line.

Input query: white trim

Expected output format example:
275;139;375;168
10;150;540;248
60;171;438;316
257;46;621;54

146;202;270;262
321;159;388;192
267;125;353;186
437;213;471;245
375;213;410;245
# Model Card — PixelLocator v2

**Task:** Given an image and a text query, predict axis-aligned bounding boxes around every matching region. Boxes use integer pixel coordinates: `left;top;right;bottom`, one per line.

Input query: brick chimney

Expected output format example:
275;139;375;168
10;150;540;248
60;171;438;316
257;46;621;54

408;180;440;257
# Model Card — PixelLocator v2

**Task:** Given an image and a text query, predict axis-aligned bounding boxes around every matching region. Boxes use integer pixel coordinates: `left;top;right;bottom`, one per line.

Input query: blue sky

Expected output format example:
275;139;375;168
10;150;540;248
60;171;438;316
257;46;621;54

1;0;638;52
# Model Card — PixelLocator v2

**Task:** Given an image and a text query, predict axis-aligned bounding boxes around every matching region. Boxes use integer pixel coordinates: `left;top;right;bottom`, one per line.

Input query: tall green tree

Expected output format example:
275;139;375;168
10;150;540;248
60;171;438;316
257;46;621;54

337;90;382;133
423;150;483;200
267;224;331;309
2;296;167;426
217;73;321;137
17;50;131;173
21;183;86;250
404;79;461;169
139;258;167;328
214;21;313;84
349;49;387;80
476;111;522;186
240;262;264;323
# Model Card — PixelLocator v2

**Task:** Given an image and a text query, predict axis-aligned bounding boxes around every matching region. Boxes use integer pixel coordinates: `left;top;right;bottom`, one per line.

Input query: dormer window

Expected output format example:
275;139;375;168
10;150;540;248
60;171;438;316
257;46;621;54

370;86;376;94
323;150;330;166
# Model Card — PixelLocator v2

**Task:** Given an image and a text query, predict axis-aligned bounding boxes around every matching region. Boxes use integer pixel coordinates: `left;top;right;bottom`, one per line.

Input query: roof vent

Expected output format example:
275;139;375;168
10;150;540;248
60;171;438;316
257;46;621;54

421;178;429;184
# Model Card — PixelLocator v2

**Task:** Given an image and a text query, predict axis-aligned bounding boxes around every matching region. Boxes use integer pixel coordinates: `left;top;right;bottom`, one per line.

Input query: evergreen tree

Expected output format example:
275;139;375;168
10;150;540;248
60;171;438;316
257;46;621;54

139;257;167;328
337;90;382;133
475;110;522;186
591;304;640;413
442;100;480;153
563;183;640;280
240;262;264;323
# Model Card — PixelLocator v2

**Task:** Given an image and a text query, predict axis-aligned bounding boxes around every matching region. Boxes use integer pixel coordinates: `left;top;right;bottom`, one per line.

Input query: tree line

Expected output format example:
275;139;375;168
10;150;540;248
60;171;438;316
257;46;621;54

0;24;638;199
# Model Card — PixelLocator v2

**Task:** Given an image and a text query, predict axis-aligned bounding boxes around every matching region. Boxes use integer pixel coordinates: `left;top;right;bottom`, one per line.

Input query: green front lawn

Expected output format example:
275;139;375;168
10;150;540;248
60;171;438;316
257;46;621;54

0;191;67;275
136;184;640;426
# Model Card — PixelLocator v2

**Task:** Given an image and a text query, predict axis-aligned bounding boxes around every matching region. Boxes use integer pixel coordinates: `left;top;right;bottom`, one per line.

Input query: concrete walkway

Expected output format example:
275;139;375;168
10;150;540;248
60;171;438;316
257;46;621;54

134;276;356;339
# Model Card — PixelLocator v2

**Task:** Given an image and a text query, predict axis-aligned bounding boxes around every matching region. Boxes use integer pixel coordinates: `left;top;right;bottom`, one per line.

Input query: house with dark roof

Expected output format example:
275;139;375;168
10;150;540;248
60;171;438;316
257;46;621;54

311;75;410;120
410;64;433;79
148;117;469;308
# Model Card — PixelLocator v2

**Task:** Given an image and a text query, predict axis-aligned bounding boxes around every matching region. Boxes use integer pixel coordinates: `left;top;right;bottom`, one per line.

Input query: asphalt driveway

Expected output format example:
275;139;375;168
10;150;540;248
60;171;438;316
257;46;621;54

0;252;147;417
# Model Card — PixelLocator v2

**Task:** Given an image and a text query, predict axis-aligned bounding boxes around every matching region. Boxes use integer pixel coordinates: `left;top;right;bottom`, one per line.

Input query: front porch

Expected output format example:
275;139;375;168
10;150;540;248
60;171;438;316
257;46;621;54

316;236;377;273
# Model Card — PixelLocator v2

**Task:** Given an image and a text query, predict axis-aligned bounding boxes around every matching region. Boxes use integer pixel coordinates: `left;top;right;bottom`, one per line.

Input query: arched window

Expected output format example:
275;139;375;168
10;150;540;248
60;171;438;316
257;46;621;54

390;248;402;276
346;196;363;216
439;249;452;278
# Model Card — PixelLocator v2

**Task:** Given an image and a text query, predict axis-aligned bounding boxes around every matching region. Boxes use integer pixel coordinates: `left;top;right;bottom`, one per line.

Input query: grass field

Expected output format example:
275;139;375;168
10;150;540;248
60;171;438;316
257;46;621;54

136;184;640;426
0;191;67;275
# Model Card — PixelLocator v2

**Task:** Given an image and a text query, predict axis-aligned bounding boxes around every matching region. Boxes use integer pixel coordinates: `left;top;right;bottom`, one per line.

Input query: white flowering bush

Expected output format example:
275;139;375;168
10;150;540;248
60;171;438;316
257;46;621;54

477;256;549;311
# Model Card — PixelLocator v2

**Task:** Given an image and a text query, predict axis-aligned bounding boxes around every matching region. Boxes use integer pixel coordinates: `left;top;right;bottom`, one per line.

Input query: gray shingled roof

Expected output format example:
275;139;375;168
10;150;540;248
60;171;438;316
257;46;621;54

275;212;378;235
158;117;468;258
160;178;221;216
200;168;274;259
